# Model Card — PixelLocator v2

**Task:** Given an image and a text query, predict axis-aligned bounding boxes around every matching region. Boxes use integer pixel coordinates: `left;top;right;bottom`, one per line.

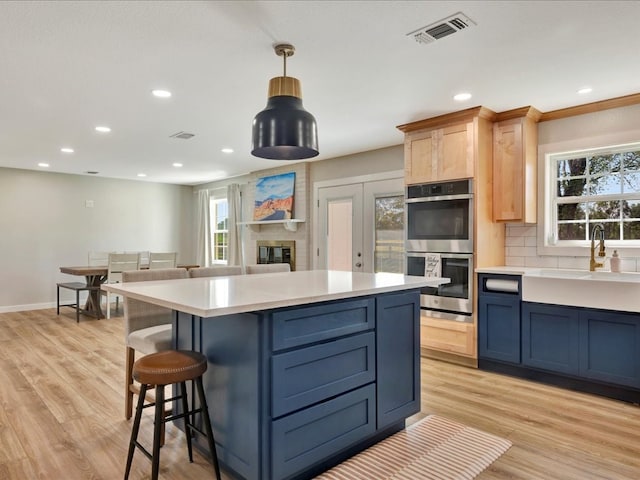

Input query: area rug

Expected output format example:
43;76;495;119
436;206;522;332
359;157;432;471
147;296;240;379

315;414;512;479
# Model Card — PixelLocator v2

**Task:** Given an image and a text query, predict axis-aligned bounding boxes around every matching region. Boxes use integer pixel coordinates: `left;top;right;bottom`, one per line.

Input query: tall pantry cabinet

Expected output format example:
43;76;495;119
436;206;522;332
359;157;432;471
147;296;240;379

397;106;505;366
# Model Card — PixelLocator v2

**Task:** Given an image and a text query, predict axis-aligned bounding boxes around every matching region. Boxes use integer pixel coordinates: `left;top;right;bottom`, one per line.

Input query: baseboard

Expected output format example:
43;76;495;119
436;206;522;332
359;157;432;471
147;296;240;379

479;358;640;405
421;347;478;368
0;302;55;313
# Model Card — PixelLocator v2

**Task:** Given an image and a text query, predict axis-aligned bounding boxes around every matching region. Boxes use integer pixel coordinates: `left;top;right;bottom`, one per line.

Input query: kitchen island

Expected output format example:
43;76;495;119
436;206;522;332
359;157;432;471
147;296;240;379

104;270;448;480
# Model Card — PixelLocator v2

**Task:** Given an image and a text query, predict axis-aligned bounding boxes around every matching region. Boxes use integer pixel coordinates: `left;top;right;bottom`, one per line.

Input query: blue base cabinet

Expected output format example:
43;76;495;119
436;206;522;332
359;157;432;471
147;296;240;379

478;274;521;364
579;309;640;388
478;273;640;404
522;303;640;388
521;303;580;375
174;289;421;480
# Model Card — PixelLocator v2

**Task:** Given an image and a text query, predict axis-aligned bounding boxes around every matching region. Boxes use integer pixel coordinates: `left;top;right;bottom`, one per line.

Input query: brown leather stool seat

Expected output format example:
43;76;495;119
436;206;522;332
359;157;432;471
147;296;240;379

124;350;221;480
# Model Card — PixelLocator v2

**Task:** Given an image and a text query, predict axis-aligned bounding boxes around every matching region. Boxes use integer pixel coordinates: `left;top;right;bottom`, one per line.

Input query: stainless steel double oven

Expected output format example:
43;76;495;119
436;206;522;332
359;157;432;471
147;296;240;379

405;179;474;322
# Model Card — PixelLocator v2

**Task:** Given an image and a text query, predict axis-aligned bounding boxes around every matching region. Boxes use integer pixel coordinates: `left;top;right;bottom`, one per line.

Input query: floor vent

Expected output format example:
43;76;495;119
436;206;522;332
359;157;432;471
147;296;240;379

407;12;476;45
170;131;195;140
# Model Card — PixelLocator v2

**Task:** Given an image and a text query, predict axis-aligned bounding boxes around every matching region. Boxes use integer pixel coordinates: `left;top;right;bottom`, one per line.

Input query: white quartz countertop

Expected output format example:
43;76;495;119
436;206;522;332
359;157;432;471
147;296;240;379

475;266;545;275
476;266;640;312
103;270;448;318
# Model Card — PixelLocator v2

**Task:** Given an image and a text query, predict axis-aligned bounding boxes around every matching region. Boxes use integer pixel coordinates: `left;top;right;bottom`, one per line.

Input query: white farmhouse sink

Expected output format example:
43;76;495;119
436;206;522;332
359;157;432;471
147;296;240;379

522;268;640;313
532;268;593;279
583;271;640;282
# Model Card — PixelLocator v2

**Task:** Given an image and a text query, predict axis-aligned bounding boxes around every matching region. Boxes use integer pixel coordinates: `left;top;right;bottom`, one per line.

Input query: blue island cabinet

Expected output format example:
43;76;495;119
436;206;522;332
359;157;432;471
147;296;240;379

173;289;421;480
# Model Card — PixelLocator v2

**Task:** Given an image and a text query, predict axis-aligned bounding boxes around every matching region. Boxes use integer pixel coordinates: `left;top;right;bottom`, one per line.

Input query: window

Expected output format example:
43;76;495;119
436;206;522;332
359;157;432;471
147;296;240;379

373;195;404;273
548;142;640;246
210;197;228;264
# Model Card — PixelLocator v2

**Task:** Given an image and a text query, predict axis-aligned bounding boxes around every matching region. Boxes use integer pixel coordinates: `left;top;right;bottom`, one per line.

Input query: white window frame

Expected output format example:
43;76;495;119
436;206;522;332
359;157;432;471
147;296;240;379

210;196;229;265
540;141;640;257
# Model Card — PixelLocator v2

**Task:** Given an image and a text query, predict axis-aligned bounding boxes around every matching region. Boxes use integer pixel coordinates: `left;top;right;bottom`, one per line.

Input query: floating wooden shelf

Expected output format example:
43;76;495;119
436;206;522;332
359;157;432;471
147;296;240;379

238;219;305;232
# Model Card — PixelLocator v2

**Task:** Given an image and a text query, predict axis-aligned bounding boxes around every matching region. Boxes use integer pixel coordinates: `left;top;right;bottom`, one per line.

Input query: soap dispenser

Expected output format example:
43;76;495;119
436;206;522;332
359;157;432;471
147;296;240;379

610;250;621;272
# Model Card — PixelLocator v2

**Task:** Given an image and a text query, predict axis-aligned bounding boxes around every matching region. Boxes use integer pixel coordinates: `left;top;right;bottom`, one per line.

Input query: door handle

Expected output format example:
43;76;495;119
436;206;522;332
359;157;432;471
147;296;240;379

355;262;362;267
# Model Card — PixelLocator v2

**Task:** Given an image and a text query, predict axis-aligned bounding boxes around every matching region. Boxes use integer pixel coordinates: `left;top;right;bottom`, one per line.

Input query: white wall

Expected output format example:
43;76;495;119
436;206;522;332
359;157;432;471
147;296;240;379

310;145;403;184
505;103;640;272
0;167;194;311
197;146;403;270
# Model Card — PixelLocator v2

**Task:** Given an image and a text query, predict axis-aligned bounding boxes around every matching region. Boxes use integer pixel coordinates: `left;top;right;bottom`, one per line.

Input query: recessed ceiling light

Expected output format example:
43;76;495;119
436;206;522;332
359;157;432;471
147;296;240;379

172;162;183;167
152;89;172;98
577;87;593;94
38;162;49;167
137;173;147;177
60;147;74;153
453;92;472;102
95;126;111;133
221;148;234;154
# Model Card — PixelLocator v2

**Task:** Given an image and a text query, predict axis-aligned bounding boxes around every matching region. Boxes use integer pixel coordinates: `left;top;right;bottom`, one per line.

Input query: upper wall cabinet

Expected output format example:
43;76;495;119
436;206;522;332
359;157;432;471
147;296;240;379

398;107;495;186
403;122;474;184
492;107;541;223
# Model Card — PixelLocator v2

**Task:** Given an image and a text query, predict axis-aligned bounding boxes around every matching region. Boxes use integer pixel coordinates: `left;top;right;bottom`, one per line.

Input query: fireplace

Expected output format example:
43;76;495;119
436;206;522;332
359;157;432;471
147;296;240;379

256;240;296;271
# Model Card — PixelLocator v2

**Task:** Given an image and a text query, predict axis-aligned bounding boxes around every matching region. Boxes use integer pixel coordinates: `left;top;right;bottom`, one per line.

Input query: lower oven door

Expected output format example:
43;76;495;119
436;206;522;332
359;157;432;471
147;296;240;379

406;252;473;315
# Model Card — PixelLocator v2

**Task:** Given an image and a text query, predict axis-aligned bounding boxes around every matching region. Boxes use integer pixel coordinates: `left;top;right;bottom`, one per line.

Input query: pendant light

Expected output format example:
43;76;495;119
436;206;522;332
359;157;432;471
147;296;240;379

251;43;319;160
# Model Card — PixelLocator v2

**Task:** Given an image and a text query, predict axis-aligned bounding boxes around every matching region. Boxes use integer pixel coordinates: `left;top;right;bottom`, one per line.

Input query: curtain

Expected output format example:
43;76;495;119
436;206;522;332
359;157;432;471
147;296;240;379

195;189;211;267
227;183;244;268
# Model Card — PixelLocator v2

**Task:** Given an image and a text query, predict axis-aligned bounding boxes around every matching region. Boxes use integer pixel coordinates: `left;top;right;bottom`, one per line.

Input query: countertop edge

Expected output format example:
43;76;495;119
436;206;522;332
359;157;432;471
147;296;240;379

102;271;447;318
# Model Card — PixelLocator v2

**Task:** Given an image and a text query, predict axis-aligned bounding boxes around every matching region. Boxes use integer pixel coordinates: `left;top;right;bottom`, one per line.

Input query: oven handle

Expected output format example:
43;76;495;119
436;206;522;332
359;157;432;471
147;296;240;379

422;309;473;323
405;193;473;203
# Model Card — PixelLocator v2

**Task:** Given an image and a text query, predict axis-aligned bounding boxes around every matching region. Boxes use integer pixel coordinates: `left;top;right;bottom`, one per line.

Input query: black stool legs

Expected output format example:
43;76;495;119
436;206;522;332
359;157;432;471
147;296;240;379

124;379;221;480
195;376;221;479
124;383;148;479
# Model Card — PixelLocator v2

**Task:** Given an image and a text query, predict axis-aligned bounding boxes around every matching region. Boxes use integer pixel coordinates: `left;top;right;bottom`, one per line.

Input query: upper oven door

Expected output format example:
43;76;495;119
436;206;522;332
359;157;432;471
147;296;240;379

405;194;474;253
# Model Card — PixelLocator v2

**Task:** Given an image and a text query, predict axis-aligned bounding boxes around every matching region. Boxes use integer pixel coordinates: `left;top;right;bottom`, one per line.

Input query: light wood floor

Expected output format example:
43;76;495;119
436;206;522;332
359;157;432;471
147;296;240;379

1;308;639;479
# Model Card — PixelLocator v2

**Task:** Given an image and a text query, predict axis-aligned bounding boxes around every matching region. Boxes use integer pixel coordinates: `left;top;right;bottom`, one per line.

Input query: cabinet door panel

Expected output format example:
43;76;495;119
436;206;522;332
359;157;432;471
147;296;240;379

271;297;375;351
493;121;523;221
478;295;521;363
271;332;375;417
579;310;640;388
405;130;436;184
439;122;473;181
522;303;580;375
272;384;376;480
376;291;420;429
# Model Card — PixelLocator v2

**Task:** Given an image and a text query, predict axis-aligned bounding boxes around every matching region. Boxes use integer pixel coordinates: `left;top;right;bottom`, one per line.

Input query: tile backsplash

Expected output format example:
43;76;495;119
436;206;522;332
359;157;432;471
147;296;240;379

505;224;639;272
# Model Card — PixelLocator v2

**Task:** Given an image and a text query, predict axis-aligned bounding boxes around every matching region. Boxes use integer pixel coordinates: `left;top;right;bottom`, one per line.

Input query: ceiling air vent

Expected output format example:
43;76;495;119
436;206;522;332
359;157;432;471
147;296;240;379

407;12;476;45
170;131;195;140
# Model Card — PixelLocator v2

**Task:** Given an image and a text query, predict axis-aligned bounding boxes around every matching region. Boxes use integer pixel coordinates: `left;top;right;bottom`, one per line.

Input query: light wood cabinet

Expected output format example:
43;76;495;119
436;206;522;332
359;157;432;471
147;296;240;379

398;106;505;365
420;314;475;357
403;121;474;185
492;107;541;223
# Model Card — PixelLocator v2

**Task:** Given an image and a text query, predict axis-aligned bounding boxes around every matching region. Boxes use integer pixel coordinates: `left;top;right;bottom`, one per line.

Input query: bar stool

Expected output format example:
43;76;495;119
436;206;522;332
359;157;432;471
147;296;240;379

124;350;221;480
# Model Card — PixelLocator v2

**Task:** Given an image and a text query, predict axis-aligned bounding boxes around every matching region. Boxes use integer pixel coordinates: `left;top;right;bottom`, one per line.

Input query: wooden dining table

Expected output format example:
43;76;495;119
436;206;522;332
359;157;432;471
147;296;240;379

59;266;109;318
59;264;200;318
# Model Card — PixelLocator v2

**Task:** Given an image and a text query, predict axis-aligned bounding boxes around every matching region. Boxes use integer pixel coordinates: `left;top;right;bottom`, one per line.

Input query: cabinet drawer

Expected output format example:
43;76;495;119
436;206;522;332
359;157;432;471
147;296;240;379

272;298;375;351
272;332;375;417
421;315;475;357
272;384;376;480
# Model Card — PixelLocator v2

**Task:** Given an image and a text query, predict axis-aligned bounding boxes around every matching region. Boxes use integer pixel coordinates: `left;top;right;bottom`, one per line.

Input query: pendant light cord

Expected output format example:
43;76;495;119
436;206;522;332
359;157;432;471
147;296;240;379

282;52;287;78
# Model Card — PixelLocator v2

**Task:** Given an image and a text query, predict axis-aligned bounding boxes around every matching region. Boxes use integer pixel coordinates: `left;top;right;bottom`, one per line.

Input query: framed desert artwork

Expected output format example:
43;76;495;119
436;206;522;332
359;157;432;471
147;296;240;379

253;172;295;221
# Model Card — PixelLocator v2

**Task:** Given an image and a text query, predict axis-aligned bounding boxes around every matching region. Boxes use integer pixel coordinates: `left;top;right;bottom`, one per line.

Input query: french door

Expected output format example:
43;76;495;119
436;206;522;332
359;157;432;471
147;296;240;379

316;176;404;273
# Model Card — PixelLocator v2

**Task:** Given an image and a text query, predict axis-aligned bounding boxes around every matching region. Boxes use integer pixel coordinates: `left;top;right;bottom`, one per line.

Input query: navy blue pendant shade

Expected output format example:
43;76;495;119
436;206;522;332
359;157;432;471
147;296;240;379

251;43;319;160
252;95;318;160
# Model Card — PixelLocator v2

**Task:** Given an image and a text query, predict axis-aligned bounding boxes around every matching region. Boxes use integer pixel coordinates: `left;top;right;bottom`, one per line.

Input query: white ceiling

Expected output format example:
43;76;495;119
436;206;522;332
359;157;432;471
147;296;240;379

1;1;639;186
